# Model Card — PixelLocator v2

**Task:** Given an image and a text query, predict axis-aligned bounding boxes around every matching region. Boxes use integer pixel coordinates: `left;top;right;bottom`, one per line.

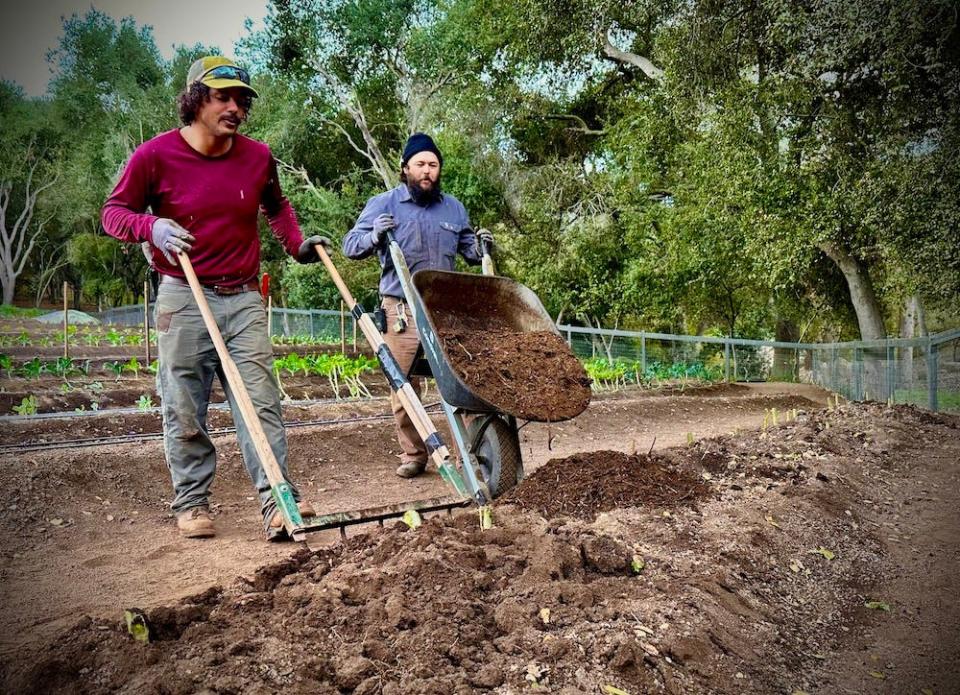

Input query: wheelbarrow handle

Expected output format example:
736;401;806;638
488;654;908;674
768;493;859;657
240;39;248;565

480;238;496;277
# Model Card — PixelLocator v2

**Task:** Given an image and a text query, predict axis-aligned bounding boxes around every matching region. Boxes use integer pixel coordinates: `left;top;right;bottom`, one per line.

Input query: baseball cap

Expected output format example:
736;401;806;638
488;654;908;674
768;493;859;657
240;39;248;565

186;56;259;98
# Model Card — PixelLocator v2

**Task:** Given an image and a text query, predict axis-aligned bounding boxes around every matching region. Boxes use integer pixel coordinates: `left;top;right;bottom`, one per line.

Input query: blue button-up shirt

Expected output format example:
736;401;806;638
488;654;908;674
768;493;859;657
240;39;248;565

343;184;482;298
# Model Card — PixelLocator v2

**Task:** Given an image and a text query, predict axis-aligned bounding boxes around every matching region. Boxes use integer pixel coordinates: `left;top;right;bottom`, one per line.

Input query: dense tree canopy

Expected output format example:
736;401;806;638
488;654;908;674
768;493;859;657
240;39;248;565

1;1;956;339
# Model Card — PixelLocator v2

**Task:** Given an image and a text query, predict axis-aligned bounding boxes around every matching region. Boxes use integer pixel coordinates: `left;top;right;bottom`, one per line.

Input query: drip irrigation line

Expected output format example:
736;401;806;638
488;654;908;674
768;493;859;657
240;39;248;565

1;403;443;455
0;394;391;422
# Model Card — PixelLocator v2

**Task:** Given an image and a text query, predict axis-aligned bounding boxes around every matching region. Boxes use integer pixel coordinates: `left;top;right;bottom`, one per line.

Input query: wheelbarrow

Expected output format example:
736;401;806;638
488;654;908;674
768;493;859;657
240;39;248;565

390;232;590;504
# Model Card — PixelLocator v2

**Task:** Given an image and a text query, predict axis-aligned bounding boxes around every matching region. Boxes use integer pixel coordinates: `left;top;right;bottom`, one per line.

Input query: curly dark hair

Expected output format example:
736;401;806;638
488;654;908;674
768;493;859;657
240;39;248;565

177;82;253;125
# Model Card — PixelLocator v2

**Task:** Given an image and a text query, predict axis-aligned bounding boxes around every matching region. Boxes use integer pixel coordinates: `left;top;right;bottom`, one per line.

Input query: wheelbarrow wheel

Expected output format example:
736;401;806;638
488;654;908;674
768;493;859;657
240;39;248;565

468;415;523;499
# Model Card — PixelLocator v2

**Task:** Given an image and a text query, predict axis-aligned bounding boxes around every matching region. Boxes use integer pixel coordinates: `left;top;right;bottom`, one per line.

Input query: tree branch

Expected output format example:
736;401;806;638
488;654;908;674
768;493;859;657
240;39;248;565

602;34;664;83
545;114;607;136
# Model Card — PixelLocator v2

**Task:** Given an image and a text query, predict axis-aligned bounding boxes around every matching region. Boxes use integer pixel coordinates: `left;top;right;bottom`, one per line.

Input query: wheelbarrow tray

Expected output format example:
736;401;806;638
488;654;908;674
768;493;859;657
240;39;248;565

408;269;576;419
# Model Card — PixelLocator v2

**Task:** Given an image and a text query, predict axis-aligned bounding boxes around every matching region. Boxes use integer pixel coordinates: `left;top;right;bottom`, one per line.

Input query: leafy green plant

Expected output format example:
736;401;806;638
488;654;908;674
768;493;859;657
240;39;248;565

123;357;142;378
49;357;79;380
105;328;124;347
18;357;46;380
103;360;125;381
125;332;144;346
83;333;102;347
0;353;12;378
16;330;31;346
136;394;154;411
146;359;160;375
13;395;38;416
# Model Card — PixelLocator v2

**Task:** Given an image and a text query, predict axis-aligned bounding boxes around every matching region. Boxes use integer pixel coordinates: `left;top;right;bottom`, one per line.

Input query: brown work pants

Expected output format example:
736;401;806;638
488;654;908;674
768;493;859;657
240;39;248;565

380;297;427;465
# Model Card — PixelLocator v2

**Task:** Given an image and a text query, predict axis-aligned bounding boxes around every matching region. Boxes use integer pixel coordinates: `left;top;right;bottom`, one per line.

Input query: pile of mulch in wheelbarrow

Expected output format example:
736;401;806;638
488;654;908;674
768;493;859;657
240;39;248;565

437;328;592;421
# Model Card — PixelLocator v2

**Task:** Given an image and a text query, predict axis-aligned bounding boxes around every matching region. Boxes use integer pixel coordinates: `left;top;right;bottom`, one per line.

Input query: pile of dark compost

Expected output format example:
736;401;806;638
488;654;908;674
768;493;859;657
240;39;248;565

438;328;591;421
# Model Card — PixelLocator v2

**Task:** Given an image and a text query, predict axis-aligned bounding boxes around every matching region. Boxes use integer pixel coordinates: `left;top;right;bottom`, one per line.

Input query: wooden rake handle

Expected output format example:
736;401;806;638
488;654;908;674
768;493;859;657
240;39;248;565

176;252;288;491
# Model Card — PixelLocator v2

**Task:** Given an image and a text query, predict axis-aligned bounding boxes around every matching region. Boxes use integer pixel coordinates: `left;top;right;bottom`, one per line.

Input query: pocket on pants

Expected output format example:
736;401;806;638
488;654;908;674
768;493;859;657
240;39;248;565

155;289;193;333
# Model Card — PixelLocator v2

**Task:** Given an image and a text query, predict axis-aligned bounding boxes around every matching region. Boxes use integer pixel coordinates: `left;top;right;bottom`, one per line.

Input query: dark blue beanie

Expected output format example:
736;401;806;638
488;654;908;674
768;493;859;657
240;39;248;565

402;132;443;167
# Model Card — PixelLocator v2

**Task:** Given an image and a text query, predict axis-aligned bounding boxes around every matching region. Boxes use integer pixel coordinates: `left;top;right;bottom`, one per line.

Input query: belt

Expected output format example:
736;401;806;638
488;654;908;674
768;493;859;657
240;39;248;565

160;275;259;296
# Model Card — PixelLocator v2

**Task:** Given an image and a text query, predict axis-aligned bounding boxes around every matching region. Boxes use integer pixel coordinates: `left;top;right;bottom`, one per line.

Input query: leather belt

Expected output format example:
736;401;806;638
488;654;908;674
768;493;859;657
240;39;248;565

160;275;259;296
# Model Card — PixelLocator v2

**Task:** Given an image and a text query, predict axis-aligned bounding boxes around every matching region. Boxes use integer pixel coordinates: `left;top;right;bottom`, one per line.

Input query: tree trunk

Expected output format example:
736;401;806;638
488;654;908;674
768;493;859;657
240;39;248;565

819;242;886;340
772;318;799;381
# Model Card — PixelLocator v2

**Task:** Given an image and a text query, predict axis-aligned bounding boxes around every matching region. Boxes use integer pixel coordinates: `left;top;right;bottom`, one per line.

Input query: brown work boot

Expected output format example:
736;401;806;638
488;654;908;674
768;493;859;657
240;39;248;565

396;460;427;478
176;506;215;539
266;501;317;542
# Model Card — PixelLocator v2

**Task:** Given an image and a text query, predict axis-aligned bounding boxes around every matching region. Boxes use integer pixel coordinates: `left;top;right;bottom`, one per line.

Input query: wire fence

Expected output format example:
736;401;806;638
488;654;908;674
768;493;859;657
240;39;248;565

93;304;959;414
559;325;960;414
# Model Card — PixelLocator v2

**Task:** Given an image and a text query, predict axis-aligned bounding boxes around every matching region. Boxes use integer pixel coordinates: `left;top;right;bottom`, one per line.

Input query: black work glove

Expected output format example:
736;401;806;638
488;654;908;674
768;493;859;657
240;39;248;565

151;218;195;265
475;227;495;254
370;213;396;248
297;235;332;264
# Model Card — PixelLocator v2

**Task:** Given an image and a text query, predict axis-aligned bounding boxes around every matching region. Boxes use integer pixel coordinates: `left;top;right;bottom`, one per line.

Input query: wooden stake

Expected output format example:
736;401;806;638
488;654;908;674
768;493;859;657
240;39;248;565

143;280;151;366
62;281;69;359
267;295;273;339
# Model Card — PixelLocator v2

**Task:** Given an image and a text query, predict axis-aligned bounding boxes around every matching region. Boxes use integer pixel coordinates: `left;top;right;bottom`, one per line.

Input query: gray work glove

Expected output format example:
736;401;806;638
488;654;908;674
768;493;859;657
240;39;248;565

296;235;332;264
475;227;495;254
150;218;194;265
370;213;396;248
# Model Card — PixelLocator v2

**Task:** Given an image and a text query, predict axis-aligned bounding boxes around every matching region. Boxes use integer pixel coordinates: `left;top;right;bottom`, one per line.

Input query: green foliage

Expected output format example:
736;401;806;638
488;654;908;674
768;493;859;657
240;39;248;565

0;305;44;318
13;395;38;416
18;357;46;379
136;394;154;411
272;351;378;399
582;356;721;391
3;2;956;338
102;360;124;381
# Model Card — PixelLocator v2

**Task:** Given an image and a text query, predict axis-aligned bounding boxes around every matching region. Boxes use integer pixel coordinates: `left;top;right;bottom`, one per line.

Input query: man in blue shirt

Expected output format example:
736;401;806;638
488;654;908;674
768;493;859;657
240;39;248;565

343;133;494;478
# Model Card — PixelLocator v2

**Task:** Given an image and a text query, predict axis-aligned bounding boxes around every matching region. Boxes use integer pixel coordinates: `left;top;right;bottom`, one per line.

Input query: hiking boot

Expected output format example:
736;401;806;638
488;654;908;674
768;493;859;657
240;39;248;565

176;506;215;539
266;501;317;542
395;460;427;478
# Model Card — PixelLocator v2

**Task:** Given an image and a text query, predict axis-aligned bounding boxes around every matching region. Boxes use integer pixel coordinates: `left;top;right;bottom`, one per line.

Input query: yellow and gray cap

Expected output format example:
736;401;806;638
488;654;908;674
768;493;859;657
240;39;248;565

186;56;259;98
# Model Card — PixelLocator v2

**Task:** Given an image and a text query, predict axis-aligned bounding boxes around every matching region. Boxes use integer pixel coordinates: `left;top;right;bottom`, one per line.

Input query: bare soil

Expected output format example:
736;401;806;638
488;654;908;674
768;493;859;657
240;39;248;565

1;384;958;694
439;328;592;421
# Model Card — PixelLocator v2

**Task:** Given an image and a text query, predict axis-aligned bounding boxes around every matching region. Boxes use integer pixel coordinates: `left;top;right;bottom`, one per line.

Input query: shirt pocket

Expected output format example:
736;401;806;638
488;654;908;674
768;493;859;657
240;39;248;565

396;217;426;262
438;221;460;261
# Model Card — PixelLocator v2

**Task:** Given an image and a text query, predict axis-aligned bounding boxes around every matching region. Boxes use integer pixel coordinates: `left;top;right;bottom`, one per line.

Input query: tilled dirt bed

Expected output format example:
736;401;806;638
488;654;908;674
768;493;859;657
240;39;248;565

1;386;959;694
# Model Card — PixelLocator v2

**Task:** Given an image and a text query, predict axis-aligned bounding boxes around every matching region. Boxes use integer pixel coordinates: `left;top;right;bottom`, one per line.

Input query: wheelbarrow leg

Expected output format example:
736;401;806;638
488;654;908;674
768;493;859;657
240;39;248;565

440;400;491;506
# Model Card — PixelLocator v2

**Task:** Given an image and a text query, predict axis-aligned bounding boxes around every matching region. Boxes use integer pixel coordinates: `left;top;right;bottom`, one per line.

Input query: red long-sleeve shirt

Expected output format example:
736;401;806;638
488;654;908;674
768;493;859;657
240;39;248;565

101;129;303;286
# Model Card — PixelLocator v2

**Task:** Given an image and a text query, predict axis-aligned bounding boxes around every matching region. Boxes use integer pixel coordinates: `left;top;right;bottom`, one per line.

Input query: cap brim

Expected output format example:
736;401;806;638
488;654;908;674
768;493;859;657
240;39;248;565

202;78;259;98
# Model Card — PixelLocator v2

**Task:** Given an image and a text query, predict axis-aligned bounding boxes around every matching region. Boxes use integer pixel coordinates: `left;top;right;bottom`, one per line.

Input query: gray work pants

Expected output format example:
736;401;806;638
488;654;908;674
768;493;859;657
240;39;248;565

155;282;299;524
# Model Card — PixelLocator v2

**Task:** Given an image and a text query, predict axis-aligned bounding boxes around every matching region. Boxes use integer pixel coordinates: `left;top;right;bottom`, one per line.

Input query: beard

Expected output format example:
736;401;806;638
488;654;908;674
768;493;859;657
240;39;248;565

407;174;442;206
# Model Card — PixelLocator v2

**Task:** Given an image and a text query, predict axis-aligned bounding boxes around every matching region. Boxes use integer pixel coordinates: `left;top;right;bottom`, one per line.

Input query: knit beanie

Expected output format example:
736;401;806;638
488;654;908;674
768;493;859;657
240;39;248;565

401;132;443;167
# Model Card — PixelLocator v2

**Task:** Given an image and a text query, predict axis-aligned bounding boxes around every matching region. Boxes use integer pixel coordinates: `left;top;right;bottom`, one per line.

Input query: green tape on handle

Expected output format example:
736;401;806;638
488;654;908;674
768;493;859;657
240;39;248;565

271;482;303;526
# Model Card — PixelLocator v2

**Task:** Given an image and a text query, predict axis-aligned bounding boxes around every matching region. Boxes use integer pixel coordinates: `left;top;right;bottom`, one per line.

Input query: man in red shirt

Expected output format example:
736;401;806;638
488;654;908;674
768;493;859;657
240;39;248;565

102;56;328;540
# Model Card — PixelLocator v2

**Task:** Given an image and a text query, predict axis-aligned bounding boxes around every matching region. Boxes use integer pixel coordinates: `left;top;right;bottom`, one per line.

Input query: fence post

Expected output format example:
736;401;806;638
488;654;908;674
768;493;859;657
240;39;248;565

566;327;572;347
641;333;647;374
885;338;895;403
927;339;939;412
310;311;316;340
853;346;863;401
143;280;151;367
724;340;731;382
340;301;346;354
